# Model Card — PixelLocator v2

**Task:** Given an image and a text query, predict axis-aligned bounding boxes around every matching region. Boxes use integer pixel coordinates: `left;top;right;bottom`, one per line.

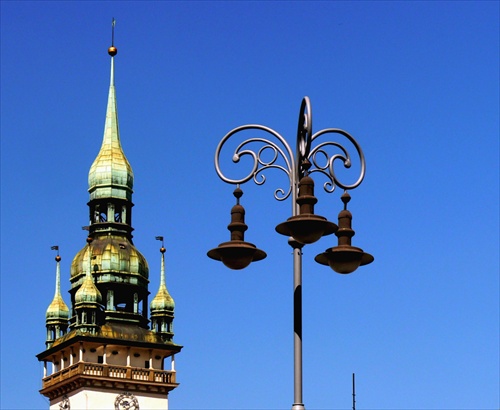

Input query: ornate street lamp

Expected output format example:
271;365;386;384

207;97;373;410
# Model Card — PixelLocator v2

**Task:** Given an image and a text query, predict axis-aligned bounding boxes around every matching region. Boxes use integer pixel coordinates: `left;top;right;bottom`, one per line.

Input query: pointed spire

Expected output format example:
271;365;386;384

45;247;69;348
88;24;133;203
150;237;175;342
46;248;70;320
75;237;102;305
150;238;175;313
70;31;150;330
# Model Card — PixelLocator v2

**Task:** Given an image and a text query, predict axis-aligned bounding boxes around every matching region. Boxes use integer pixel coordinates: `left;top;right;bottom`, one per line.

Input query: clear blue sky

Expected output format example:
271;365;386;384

1;1;499;409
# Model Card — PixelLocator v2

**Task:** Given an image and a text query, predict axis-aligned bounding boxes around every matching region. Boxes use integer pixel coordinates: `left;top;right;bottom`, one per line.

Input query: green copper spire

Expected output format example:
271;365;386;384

150;245;175;313
73;238;103;335
70;41;149;330
74;267;102;305
88;46;134;202
75;239;102;305
45;248;69;348
46;253;70;321
150;239;175;342
46;259;70;318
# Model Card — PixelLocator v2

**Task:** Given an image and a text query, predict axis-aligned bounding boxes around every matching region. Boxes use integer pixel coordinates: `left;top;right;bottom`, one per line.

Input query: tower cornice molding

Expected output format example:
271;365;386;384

37;327;183;361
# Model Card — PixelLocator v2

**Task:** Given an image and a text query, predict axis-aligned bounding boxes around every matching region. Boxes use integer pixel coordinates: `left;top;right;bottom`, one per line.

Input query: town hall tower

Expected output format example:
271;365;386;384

37;34;182;410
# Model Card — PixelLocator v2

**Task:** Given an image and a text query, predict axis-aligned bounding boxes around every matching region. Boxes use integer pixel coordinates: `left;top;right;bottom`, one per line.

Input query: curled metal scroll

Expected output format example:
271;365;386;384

214;97;367;201
214;124;296;201
308;128;366;192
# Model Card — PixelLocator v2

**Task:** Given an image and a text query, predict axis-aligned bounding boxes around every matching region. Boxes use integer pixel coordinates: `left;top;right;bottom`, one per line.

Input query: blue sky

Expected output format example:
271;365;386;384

1;1;499;409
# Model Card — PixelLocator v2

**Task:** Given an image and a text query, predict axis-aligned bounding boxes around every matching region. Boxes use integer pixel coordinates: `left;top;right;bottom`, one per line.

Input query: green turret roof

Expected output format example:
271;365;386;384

75;243;102;305
150;247;175;312
88;55;134;202
46;255;70;321
74;273;102;305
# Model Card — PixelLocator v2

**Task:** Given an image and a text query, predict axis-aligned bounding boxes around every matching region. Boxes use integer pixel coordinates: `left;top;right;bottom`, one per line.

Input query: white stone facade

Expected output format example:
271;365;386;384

49;388;169;410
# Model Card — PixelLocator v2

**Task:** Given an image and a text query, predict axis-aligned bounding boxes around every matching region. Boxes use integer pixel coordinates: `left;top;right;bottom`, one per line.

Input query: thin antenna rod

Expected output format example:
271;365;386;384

352;373;356;410
111;18;116;46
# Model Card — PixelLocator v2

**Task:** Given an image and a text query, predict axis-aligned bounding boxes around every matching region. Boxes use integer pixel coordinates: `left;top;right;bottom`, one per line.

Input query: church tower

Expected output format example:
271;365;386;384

37;31;182;410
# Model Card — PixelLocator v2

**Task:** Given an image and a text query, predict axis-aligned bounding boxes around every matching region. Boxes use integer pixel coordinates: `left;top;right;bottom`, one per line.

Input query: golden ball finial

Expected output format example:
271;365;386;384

160;247;166;254
55;255;61;262
108;46;117;56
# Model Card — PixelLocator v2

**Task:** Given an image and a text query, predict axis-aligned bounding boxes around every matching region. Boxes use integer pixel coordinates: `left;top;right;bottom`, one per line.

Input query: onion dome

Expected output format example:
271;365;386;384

88;47;134;202
150;246;175;313
75;238;103;304
70;235;149;284
46;254;70;321
75;272;103;304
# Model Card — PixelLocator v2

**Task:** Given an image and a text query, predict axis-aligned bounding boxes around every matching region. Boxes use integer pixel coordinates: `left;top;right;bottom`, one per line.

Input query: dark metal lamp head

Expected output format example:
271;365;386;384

276;169;337;244
315;192;373;273
207;187;267;270
207;240;266;270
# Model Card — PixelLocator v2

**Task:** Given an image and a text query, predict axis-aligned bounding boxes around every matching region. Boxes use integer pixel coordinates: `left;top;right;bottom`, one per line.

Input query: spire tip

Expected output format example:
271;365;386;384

108;18;117;56
51;245;61;261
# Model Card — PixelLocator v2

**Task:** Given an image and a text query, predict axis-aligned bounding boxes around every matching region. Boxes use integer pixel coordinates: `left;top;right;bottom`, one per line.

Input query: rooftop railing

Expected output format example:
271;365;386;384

42;362;176;389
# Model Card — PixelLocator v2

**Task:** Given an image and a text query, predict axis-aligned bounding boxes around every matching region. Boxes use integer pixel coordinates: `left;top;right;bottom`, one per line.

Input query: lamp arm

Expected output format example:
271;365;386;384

214;124;296;201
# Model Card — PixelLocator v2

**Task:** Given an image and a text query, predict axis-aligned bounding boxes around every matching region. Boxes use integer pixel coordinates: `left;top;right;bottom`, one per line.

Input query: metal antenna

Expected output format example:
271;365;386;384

352;373;356;410
111;18;116;46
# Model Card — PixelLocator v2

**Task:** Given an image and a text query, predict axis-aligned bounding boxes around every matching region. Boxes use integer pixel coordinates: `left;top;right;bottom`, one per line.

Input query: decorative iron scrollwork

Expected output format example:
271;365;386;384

214;97;366;207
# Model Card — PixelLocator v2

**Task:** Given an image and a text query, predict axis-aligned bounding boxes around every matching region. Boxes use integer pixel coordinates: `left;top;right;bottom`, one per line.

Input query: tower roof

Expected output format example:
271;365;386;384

70;234;149;283
150;246;175;313
74;272;103;305
70;41;149;328
46;254;70;321
75;240;103;305
88;47;134;202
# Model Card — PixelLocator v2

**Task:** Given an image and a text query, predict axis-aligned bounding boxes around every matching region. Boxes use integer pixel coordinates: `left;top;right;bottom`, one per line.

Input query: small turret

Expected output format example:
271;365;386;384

73;237;103;334
45;248;69;348
150;237;175;342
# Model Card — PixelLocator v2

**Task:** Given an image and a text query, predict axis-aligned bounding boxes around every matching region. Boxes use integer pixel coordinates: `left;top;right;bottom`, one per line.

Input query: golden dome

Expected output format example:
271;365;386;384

70;235;149;283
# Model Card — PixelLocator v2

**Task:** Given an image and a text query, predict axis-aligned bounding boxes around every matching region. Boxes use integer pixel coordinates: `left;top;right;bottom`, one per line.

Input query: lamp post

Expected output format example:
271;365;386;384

208;97;373;410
